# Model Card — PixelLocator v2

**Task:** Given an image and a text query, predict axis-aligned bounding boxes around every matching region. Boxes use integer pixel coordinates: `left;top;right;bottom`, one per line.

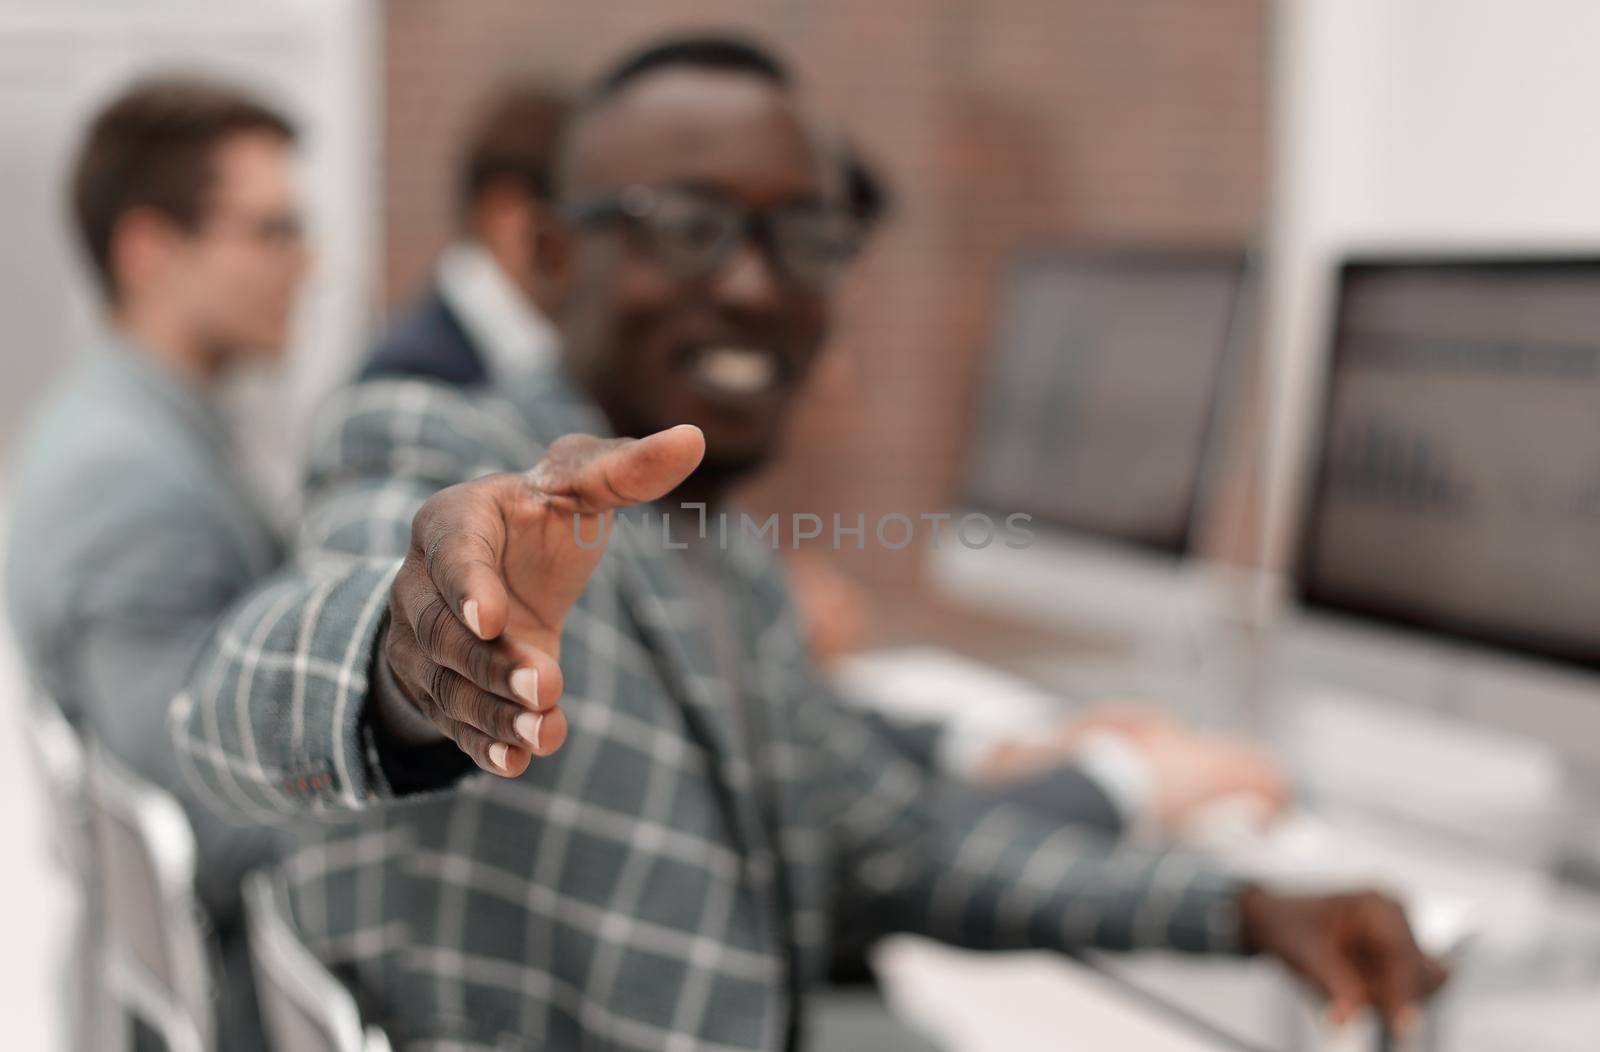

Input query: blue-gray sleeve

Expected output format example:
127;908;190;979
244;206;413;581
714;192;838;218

20;497;285;918
803;684;1246;958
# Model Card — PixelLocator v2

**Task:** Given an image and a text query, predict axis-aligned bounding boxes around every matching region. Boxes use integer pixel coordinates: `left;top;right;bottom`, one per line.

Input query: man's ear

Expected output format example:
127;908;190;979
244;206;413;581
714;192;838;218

108;206;183;301
475;182;536;287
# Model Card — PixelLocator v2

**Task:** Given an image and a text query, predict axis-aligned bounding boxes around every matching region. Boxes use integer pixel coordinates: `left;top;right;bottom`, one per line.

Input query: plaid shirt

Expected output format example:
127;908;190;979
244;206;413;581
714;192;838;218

172;366;1245;1051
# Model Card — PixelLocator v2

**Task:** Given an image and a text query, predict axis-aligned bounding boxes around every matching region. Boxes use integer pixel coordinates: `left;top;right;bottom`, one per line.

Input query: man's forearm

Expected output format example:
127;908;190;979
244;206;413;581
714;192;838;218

856;782;1247;957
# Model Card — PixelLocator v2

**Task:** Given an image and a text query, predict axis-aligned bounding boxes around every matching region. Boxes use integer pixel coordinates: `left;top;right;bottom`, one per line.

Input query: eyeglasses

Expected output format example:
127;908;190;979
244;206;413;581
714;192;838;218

201;207;307;250
560;184;863;287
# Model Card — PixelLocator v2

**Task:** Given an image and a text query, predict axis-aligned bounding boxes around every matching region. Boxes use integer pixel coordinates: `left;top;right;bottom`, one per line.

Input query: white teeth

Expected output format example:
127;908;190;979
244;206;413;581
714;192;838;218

693;346;778;396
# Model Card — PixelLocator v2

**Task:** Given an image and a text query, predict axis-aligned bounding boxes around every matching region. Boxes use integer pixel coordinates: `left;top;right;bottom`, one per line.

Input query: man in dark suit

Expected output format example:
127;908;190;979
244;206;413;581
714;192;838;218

363;82;570;389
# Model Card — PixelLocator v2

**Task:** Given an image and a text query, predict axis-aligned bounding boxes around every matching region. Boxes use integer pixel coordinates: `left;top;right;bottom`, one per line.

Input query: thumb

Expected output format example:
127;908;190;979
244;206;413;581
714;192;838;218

532;425;705;513
411;476;518;640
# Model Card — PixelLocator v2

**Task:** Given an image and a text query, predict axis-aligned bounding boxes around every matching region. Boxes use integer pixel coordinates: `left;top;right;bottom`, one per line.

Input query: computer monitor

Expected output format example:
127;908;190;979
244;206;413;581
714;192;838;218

965;248;1249;555
1283;256;1600;774
931;248;1252;662
1298;258;1600;672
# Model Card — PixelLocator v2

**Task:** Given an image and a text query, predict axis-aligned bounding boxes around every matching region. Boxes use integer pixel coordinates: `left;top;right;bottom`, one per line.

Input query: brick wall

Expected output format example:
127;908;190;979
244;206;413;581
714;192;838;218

384;0;1270;586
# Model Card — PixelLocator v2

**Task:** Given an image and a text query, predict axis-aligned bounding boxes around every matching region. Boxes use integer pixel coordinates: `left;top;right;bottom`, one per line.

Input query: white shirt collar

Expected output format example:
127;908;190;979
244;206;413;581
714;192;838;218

435;241;559;382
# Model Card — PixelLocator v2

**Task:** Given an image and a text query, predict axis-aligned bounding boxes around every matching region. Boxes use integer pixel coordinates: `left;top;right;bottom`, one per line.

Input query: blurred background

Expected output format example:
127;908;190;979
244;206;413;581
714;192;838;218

4;1;1600;1048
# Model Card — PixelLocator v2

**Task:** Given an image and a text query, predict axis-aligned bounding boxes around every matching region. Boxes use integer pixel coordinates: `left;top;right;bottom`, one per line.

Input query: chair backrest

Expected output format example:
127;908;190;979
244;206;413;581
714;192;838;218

244;870;391;1052
19;692;125;1050
18;690;89;872
85;743;214;1052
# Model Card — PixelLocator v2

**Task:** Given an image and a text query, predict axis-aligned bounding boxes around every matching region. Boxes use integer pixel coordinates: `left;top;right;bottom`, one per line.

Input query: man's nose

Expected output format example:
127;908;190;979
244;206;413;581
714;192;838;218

709;239;783;316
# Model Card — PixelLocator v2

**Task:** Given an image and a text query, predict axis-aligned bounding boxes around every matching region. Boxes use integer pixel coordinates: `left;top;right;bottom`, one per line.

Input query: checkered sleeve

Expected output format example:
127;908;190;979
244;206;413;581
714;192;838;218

808;687;1249;957
171;380;535;822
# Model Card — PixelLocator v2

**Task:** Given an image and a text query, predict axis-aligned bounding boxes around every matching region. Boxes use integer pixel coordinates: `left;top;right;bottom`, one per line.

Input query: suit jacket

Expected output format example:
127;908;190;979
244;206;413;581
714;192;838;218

361;289;490;388
5;340;285;921
172;365;1244;1051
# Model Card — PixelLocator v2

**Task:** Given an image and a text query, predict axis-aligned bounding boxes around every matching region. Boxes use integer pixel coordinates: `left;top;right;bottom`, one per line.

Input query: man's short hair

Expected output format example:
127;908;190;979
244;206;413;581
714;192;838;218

570;34;897;228
599;37;892;232
597;34;791;98
70;74;295;299
458;82;572;218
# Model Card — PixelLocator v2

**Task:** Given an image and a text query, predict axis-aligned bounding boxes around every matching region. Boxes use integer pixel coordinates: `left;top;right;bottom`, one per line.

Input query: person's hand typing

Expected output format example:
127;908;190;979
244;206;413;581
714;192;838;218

1239;886;1450;1036
976;705;1290;834
379;425;705;776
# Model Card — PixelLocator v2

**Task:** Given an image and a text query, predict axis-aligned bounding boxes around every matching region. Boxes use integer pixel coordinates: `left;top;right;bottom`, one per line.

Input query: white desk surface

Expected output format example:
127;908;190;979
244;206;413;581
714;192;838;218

839;643;1600;1052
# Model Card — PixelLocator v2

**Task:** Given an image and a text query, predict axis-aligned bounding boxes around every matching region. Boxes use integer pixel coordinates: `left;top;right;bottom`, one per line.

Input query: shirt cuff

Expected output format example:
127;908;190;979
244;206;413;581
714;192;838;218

936;723;1159;838
934;708;1040;779
1072;731;1159;839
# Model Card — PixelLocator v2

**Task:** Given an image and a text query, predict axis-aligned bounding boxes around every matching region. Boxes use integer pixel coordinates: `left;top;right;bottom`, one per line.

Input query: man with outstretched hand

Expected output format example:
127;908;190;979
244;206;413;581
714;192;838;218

174;35;1444;1050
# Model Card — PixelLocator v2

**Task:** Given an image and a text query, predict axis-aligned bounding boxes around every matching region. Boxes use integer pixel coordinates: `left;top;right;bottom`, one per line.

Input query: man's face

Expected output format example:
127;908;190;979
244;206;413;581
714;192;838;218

169;131;309;359
544;71;836;480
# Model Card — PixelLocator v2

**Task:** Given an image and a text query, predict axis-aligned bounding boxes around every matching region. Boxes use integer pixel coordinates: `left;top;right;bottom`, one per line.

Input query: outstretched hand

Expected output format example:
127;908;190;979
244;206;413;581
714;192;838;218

380;425;705;776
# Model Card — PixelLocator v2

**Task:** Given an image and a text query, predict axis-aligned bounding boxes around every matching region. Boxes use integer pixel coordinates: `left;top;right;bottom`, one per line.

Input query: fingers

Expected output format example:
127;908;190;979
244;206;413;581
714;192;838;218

1240;887;1375;1029
1244;888;1448;1035
1075;703;1183;742
459;708;567;775
531;425;705;513
411;482;514;640
426;663;559;755
1291;937;1367;1028
1421;955;1451;997
385;634;567;776
1220;742;1292;815
451;722;531;778
1350;895;1438;1036
392;563;533;699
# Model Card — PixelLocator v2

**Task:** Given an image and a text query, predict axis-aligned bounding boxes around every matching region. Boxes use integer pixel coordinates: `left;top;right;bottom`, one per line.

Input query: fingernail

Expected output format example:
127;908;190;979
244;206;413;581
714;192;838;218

510;667;538;706
514;711;544;750
463;599;482;638
1394;1006;1419;1037
488;742;509;771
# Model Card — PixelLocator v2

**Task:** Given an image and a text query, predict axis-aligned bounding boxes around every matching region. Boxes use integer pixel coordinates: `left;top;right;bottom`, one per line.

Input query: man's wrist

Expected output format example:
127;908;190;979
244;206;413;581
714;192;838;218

1235;883;1272;955
1072;732;1158;836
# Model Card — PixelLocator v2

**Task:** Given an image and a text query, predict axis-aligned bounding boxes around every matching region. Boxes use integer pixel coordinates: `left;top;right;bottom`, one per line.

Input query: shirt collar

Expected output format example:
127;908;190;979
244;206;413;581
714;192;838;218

436;241;560;382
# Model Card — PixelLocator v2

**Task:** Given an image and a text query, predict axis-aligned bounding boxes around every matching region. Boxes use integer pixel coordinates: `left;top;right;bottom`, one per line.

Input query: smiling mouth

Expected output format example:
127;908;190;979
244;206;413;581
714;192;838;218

684;345;786;401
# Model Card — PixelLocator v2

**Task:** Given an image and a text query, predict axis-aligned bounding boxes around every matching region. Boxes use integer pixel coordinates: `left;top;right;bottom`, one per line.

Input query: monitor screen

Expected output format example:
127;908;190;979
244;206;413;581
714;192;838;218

1299;259;1600;671
965;250;1246;554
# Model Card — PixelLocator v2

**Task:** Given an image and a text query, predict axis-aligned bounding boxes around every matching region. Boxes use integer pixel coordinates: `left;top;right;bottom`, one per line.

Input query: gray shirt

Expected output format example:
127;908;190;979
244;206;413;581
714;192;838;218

5;337;284;922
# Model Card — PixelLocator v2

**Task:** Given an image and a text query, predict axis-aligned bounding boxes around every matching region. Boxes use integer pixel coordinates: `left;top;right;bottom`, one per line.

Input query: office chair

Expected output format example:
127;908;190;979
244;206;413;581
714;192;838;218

17;692;123;1051
85;742;215;1052
20;692;88;869
243;870;392;1052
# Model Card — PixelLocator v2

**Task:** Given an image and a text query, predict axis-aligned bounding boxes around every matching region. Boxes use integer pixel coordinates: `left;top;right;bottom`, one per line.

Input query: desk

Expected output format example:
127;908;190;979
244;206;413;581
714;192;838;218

850;588;1600;1051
